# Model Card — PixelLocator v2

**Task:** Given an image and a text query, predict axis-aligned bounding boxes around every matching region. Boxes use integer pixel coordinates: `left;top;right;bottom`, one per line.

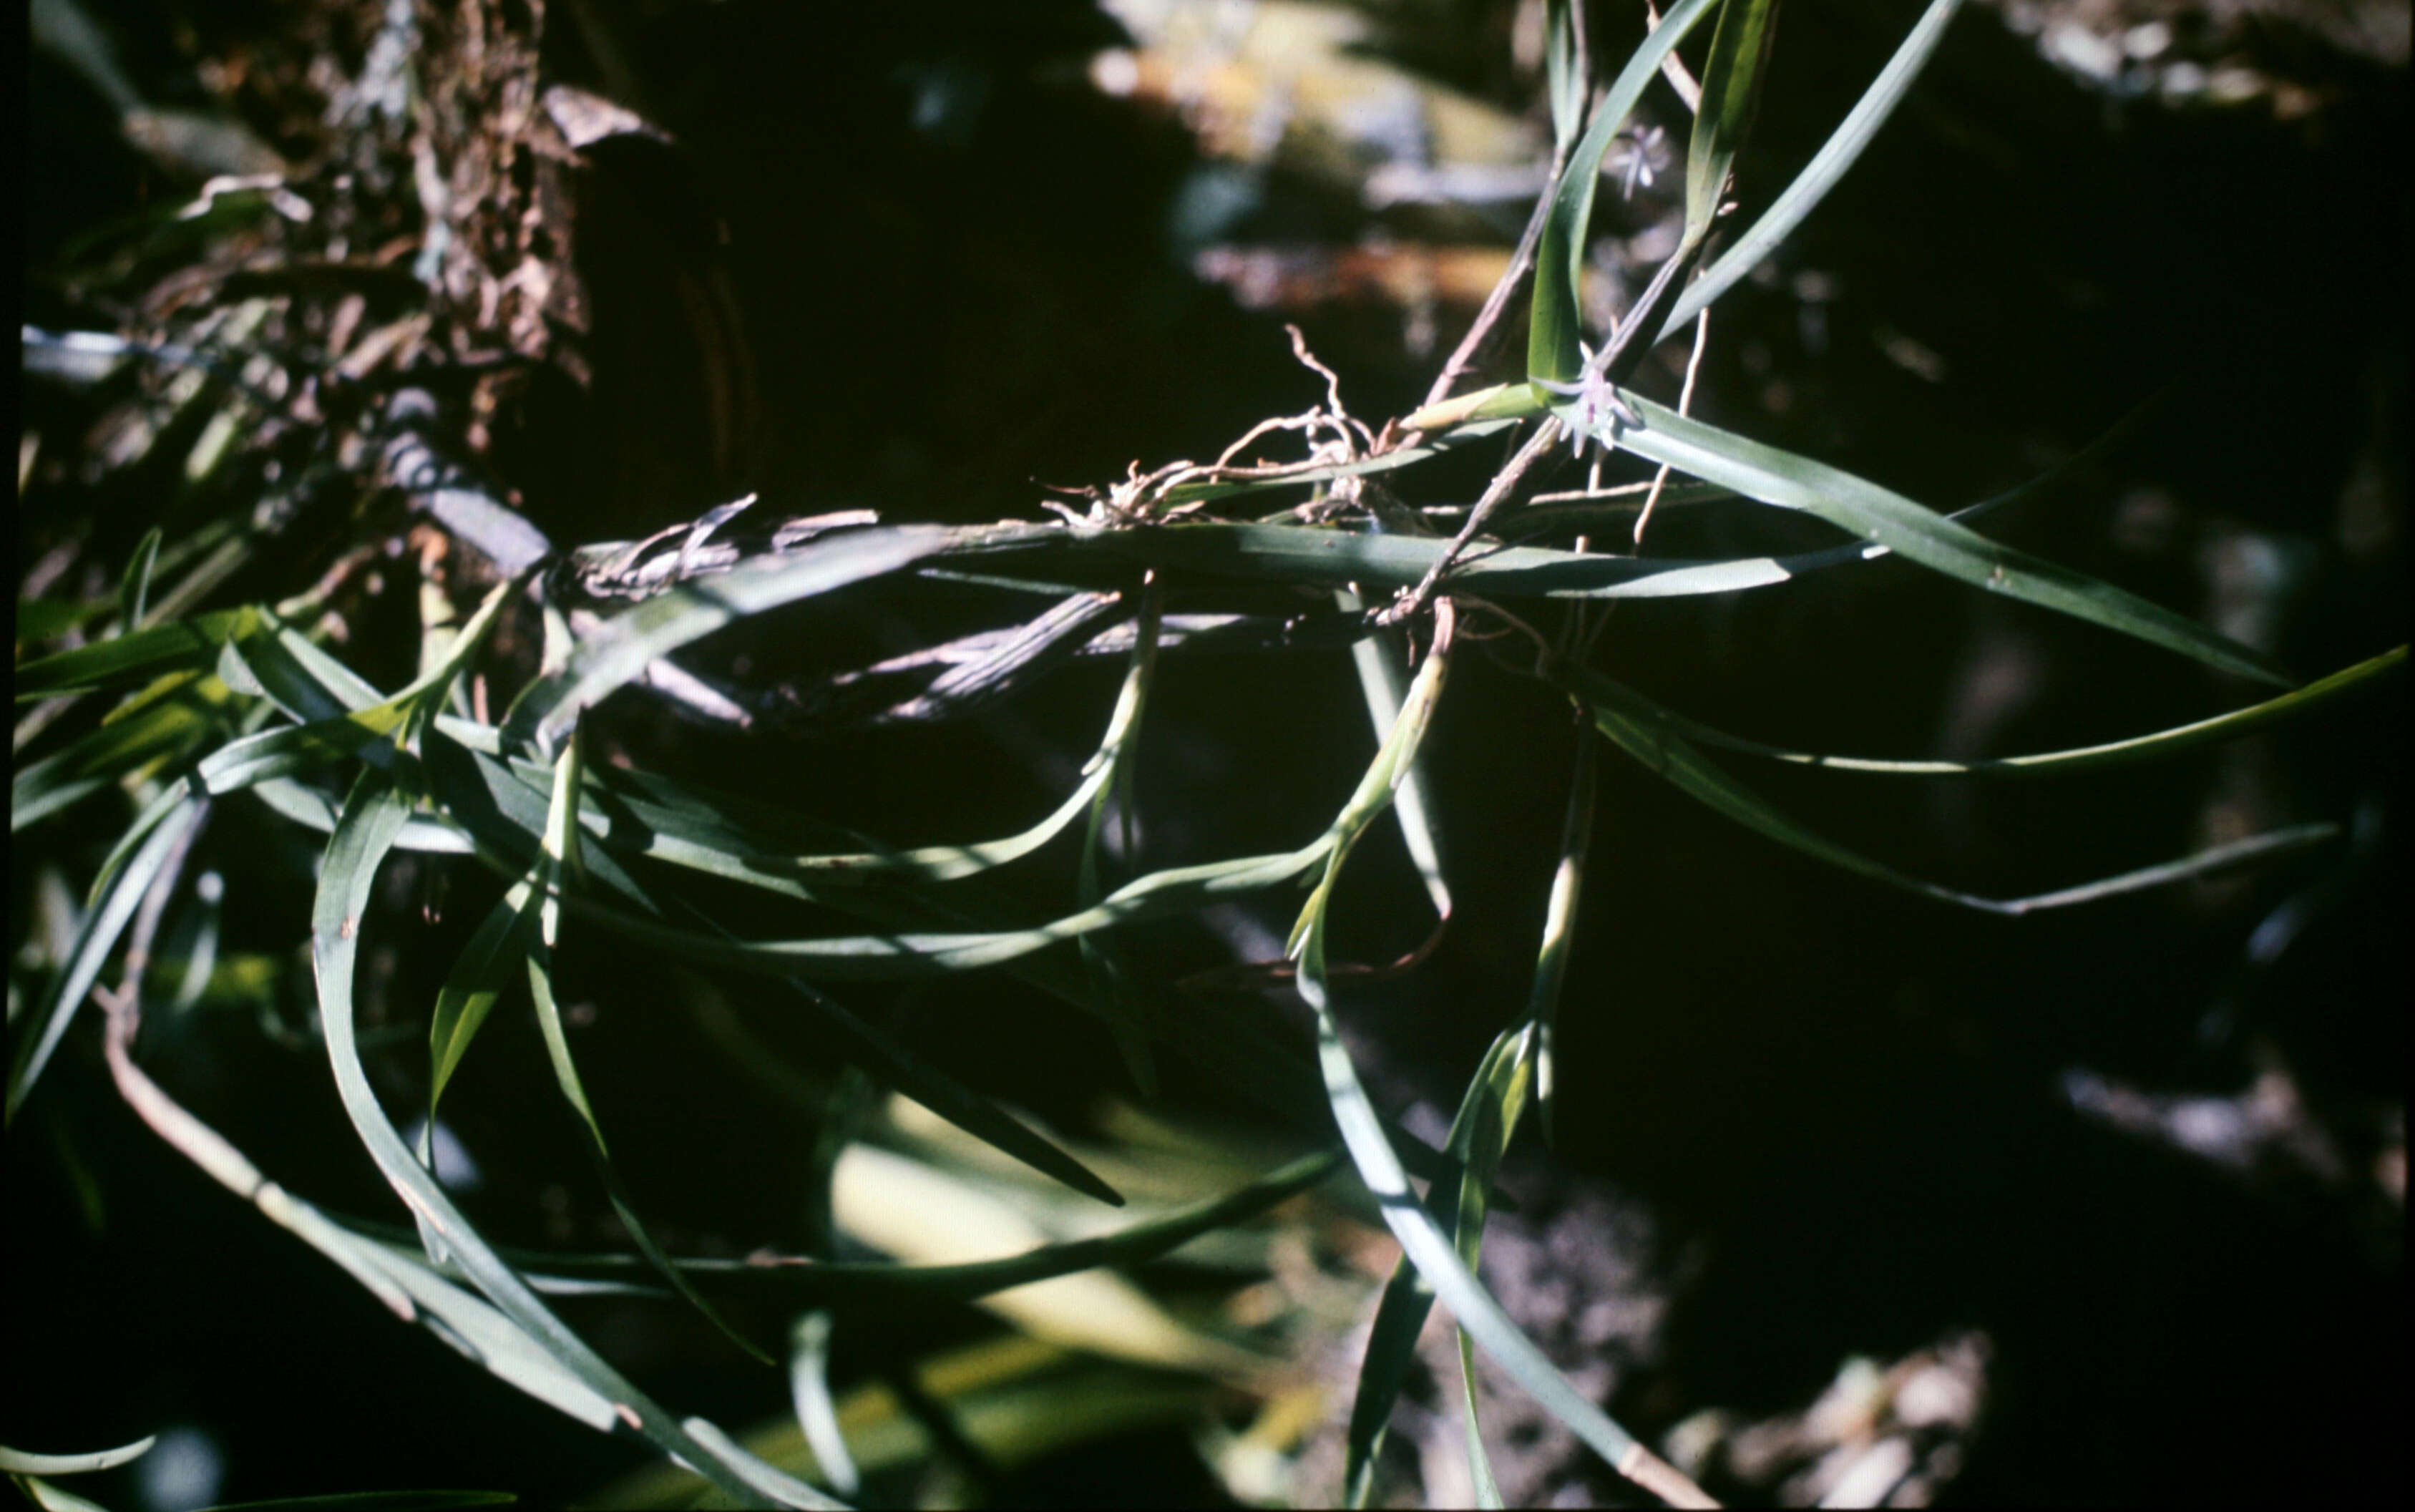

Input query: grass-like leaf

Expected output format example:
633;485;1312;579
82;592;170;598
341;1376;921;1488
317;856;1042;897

308;771;836;1507
1544;0;1584;154
341;1148;1338;1306
789;1312;862;1498
1344;603;1451;925
12;689;220;831
0;1440;158;1476
426;885;535;1118
1667;0;1964;336
1579;645;2404;777
1529;0;1722;383
14;607;268;701
1583;675;2340;912
9;796;203;1123
1591;392;2290;685
1449;1022;1541;1511
117;527;164;638
1684;0;1782;236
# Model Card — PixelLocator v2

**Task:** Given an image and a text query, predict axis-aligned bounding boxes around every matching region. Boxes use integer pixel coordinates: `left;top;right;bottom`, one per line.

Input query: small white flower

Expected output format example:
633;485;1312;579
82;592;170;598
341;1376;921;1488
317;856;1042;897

1609;125;1668;200
1534;341;1639;457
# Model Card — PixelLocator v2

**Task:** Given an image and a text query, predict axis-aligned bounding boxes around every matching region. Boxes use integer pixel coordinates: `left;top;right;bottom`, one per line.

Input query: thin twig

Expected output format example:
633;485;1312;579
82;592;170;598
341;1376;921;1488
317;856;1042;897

1634;306;1709;546
1417;144;1572;416
1644;1;1704;113
1378;418;1564;625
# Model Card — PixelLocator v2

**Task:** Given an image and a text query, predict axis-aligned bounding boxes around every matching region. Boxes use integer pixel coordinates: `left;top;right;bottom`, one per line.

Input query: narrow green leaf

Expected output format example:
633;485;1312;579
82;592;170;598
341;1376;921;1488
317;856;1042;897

16;607;267;701
1343;603;1451;925
1342;1020;1535;1508
9;796;202;1123
1448;1023;1538;1512
427;886;537;1116
12;694;216;831
1684;0;1782;234
1544;0;1585;153
567;838;1334;982
1579;646;2404;778
1529;0;1723;382
117;527;164;638
345;1150;1340;1306
1667;0;1961;335
1585;681;2339;912
308;771;819;1506
194;713;406;798
16;596;115;644
1589;392;2291;685
1342;1238;1442;1507
248;777;477;854
683;942;1127;1210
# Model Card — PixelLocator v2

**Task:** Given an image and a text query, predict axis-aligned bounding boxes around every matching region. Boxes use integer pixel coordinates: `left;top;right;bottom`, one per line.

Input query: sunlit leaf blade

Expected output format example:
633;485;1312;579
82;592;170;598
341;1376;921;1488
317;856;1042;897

307;772;829;1507
1302;965;1713;1503
1345;605;1451;925
1667;0;1962;336
8;796;202;1123
1590;393;2290;685
15;607;267;701
789;1312;862;1498
1580;645;2405;777
12;693;218;831
673;1420;849;1511
1584;676;2339;912
1530;0;1722;382
1684;0;1782;233
0;1439;158;1476
1545;0;1583;151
